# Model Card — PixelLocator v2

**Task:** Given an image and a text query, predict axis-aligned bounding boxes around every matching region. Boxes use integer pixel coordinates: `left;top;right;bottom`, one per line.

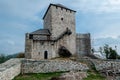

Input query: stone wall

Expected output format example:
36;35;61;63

91;59;120;71
43;4;52;32
22;59;89;73
25;4;77;60
0;58;22;80
50;5;76;55
76;33;91;57
25;33;33;59
31;41;53;60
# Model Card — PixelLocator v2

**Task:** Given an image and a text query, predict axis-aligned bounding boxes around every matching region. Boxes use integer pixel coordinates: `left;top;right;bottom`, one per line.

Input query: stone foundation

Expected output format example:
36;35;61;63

0;58;89;80
21;59;89;73
91;59;120;71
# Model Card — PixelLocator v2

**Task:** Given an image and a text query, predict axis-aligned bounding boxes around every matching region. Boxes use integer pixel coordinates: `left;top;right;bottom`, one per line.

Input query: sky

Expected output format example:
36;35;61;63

1;0;120;55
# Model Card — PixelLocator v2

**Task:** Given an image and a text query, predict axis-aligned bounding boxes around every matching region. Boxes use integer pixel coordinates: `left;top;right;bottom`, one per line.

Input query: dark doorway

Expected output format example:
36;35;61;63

44;51;48;59
58;46;72;58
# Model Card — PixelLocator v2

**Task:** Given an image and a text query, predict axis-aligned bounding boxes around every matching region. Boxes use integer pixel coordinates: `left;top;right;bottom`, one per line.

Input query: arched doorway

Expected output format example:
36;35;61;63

58;46;72;57
44;51;48;59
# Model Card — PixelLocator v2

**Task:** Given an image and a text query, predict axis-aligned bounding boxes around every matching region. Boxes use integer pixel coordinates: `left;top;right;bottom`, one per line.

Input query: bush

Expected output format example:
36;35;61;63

0;54;6;63
16;52;25;58
99;44;118;59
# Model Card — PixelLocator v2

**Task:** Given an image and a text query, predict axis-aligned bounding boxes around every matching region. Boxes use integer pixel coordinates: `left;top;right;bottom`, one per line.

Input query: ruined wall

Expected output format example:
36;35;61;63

22;59;89;73
91;59;120;71
76;33;91;57
0;58;22;80
0;58;89;80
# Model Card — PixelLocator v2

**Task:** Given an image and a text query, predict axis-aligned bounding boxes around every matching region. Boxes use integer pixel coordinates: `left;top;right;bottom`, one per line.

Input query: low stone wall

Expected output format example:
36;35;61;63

0;58;89;80
0;58;22;80
22;59;89;73
91;59;120;71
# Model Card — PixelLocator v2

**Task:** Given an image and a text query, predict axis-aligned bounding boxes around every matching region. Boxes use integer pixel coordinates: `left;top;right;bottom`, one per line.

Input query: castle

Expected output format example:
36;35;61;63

25;4;91;59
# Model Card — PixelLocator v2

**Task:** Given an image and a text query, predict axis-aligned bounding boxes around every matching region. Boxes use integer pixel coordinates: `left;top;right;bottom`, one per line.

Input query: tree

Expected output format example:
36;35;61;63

0;54;6;63
100;44;118;59
104;44;110;59
99;47;104;57
108;47;117;59
91;48;95;54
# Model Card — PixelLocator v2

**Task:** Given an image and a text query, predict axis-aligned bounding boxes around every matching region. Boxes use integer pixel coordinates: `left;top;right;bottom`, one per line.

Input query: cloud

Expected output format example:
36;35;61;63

96;25;120;38
0;0;52;54
68;0;120;13
76;13;120;39
0;39;24;54
93;36;120;54
1;0;120;54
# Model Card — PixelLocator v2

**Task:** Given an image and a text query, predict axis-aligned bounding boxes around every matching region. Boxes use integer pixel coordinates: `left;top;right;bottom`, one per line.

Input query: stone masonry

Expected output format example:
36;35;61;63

76;33;91;57
0;58;89;80
91;59;120;71
0;58;22;80
25;4;91;60
21;59;89;73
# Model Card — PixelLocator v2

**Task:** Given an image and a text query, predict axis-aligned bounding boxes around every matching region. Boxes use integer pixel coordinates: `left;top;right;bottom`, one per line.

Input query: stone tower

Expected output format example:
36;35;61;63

25;4;77;59
25;4;91;60
43;4;76;55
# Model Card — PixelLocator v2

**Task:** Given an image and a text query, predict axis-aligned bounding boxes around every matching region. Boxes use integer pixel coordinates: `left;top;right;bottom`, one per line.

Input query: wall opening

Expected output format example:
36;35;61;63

58;46;72;58
61;18;63;21
44;51;48;59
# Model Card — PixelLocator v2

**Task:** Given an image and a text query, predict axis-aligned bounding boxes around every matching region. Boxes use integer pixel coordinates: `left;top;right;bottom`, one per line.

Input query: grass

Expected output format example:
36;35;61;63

79;59;106;80
83;70;106;80
84;73;106;80
13;59;106;80
13;70;106;80
13;72;64;80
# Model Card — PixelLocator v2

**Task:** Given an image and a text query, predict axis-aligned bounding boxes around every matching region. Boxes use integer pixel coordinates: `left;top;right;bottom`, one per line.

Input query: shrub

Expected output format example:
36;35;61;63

0;54;6;63
16;52;25;58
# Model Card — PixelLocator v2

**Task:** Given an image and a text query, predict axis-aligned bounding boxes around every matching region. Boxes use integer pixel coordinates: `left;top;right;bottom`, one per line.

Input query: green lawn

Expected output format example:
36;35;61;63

13;72;64;80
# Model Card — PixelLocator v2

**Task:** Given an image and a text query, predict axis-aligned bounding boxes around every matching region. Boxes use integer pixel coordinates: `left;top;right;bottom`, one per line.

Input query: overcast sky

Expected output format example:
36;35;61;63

1;0;120;54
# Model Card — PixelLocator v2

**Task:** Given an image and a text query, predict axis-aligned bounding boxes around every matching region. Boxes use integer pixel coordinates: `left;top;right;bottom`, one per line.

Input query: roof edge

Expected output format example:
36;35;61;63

43;3;76;19
30;29;51;35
